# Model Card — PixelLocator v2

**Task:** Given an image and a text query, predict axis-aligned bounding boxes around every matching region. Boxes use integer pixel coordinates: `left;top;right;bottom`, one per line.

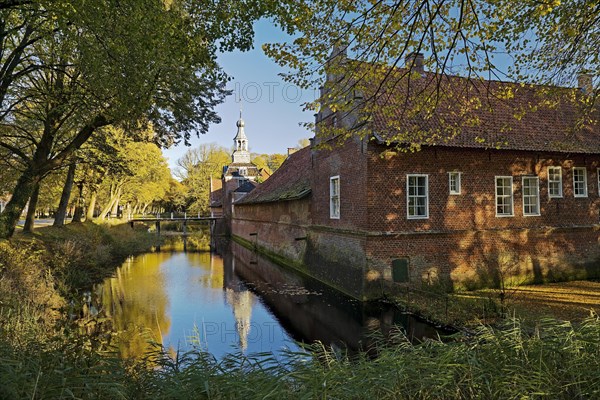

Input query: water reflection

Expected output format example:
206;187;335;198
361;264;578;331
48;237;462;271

95;250;298;360
96;253;172;359
220;240;446;354
95;239;448;361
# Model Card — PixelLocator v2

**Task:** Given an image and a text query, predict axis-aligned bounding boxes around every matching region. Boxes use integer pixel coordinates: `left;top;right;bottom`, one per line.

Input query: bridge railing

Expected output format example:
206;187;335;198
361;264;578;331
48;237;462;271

127;212;218;221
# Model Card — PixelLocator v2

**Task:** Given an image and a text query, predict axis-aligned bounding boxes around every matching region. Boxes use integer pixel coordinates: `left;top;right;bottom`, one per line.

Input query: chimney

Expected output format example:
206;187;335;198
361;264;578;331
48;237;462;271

287;147;298;157
578;72;593;95
405;52;425;74
330;43;348;60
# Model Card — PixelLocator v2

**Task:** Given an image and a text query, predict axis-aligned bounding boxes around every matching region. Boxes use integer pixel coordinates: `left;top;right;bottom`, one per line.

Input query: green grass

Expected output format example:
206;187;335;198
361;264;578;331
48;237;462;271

2;315;600;399
2;223;600;399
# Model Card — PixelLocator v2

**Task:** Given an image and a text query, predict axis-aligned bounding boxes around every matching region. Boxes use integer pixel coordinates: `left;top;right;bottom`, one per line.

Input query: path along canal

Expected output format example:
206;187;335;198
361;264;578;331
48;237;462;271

92;239;447;361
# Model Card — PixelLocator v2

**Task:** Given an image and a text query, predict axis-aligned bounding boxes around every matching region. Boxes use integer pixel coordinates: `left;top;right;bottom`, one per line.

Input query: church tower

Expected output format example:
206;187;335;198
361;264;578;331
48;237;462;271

223;110;260;183
231;112;251;164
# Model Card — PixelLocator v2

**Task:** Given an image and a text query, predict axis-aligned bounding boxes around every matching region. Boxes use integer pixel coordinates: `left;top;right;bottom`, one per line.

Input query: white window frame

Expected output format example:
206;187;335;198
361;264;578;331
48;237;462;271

495;176;514;217
406;174;429;219
573;167;588;198
522;176;540;216
448;172;461;195
329;176;340;219
547;166;562;198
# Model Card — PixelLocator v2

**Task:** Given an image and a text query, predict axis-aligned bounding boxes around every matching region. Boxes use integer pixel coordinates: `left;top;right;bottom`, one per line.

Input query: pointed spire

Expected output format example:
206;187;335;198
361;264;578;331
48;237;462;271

232;104;250;163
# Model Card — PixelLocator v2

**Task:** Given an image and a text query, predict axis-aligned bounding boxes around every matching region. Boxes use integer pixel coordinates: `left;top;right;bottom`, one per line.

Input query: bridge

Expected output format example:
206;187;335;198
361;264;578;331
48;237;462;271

128;214;222;234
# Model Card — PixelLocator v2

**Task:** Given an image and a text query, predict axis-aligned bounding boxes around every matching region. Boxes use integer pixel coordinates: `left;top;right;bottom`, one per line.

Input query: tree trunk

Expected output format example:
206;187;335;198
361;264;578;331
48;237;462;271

72;183;84;223
0;169;40;238
86;190;97;220
53;163;76;227
23;183;40;233
72;205;84;222
111;195;120;218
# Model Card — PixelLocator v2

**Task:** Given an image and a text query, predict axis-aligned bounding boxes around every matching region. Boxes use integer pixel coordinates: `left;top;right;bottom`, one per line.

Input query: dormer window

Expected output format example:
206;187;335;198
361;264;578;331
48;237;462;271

239;167;247;176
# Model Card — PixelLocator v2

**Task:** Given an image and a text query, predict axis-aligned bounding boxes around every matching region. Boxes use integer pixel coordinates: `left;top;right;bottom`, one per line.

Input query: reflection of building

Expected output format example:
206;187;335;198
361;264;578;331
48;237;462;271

230;50;600;300
225;287;254;351
222;250;254;351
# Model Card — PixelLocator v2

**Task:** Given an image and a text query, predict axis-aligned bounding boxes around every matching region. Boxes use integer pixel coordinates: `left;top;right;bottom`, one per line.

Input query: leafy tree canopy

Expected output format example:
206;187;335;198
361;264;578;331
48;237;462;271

264;0;599;146
0;0;290;236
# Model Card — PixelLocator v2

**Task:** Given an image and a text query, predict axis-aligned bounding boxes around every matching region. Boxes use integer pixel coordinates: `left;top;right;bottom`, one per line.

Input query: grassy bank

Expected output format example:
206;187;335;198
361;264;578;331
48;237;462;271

2;224;600;399
2;314;600;399
0;222;156;341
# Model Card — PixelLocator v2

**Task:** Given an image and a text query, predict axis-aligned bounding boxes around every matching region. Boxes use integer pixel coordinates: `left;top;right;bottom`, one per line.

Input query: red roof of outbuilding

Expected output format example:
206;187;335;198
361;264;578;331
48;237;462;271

236;146;312;205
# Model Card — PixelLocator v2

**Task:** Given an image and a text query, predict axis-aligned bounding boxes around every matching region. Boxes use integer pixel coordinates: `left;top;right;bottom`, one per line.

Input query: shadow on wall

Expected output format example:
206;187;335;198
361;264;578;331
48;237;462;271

448;228;600;291
303;232;368;300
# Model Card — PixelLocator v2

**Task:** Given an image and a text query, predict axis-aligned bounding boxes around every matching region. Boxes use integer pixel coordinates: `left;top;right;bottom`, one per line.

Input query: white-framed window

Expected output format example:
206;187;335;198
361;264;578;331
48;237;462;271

407;174;429;219
573;167;588;197
522;176;540;216
330;176;340;219
495;176;514;217
448;172;461;195
547;166;562;198
239;167;247;176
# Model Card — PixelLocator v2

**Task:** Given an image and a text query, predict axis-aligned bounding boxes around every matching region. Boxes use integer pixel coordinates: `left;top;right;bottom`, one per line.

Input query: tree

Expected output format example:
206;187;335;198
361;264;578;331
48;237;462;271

94;139;171;220
251;153;287;175
265;0;598;145
176;143;229;214
0;0;281;238
296;138;311;149
251;154;272;175
121;143;172;218
267;154;287;172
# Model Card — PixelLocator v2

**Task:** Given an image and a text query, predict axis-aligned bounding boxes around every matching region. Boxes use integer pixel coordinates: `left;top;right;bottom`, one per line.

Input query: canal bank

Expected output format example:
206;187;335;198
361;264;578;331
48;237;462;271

3;222;600;399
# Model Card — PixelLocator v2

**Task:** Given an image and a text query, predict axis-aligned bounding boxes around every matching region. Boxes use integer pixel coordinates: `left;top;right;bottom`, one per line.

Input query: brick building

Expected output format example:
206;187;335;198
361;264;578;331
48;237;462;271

231;54;600;300
210;112;264;223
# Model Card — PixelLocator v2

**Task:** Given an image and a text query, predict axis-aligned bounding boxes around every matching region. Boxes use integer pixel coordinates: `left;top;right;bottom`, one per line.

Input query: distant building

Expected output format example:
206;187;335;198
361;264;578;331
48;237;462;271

210;113;260;227
230;52;600;300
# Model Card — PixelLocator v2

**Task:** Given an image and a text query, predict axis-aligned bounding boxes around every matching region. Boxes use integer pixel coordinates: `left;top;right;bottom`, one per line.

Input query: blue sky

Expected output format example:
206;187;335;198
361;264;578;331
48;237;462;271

162;20;315;171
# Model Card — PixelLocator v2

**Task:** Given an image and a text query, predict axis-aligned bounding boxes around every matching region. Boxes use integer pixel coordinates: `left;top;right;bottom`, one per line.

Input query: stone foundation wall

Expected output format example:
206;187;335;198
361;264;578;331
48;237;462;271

366;226;600;291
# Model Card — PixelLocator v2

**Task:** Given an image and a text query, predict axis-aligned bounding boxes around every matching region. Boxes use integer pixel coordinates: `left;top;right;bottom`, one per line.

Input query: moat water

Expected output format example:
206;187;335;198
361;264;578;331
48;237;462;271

92;239;446;360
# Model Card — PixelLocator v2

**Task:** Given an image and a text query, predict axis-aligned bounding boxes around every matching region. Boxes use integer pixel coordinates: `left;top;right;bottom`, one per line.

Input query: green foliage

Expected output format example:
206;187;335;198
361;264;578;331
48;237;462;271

176;143;230;214
0;0;286;237
267;0;598;92
2;222;600;398
3;314;600;399
251;153;287;175
265;0;599;149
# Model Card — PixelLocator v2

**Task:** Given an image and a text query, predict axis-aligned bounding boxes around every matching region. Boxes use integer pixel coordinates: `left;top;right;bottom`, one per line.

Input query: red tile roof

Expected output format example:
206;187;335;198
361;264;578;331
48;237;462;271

362;69;600;153
236;146;311;205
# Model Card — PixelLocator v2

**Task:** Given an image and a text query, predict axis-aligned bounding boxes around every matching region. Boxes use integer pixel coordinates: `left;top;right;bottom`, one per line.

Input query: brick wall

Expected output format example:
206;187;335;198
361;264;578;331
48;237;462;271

232;199;310;263
311;137;370;230
231;142;600;298
232;197;371;299
365;144;600;289
367;144;600;232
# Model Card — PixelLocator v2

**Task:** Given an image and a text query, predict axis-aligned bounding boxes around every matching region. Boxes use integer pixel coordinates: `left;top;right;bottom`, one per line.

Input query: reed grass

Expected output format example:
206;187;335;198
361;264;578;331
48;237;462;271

2;304;600;398
2;222;600;399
